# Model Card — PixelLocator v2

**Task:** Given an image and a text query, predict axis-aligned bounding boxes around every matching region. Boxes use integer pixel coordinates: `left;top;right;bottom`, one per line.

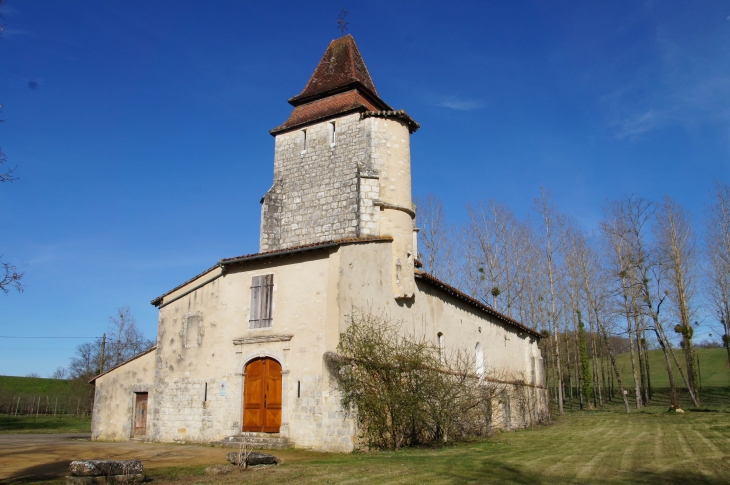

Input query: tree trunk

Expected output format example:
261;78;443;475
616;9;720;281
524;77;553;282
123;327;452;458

654;328;679;409
643;328;652;402
595;313;630;414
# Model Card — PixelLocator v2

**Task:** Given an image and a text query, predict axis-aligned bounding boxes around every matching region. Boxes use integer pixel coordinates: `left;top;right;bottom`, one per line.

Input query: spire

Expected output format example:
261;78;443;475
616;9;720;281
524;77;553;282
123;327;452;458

271;35;391;135
288;35;383;107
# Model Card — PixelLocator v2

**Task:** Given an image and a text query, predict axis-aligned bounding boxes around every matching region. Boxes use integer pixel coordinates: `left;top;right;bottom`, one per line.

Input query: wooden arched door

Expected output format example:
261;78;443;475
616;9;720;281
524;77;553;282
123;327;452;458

243;358;282;433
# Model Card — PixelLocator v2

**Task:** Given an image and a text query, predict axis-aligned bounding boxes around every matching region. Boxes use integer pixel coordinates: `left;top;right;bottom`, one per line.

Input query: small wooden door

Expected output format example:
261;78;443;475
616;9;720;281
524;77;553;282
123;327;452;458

134;393;148;437
243;358;282;432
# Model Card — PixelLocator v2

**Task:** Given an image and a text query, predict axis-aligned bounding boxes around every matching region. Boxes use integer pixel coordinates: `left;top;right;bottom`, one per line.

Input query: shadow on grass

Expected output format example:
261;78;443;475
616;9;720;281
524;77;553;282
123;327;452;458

0;460;71;484
623;470;730;485
444;462;730;485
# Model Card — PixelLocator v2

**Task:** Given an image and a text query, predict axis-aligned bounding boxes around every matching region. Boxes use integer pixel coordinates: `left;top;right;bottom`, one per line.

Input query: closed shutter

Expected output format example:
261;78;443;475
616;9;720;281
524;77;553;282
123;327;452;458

250;276;263;328
261;274;274;328
249;275;274;329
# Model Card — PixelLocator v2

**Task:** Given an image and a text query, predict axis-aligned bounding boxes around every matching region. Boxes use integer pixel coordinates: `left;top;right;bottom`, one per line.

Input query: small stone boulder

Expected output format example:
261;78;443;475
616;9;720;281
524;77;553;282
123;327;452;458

67;460;144;484
226;451;280;467
66;475;144;484
69;460;143;477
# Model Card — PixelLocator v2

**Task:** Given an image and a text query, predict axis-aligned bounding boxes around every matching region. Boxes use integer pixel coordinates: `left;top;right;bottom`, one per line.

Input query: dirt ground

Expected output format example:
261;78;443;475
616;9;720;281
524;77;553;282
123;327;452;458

0;433;232;483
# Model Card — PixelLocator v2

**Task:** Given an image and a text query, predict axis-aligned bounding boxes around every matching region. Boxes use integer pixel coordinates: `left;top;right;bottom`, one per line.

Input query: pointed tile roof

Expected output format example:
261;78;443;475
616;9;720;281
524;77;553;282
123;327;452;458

271;35;394;135
288;35;384;107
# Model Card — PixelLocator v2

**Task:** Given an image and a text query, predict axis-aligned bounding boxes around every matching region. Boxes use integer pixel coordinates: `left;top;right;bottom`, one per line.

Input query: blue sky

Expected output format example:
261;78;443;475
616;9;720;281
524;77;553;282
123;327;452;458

1;1;728;376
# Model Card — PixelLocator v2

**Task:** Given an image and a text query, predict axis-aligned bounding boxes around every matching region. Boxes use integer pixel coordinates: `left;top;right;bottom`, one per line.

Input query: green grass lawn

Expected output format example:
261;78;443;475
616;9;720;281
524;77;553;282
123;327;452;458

0;415;91;434
143;408;730;485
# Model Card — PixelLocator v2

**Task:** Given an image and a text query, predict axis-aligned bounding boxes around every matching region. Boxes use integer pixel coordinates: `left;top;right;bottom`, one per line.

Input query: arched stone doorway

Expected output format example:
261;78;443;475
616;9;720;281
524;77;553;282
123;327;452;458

243;357;282;433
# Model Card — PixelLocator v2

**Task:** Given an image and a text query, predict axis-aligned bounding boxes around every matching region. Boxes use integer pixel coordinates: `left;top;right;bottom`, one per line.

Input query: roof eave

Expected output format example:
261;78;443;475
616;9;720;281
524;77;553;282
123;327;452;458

270;106;367;136
414;271;544;339
288;82;391;111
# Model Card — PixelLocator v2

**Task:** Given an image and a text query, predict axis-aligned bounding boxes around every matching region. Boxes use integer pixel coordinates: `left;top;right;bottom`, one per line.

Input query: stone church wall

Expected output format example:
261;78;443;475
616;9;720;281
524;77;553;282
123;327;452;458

261;113;372;251
140;249;357;451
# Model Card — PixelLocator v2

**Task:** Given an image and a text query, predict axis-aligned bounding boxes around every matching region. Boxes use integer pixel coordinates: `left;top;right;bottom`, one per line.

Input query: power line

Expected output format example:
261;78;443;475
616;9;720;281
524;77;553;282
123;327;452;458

0;348;76;350
0;336;100;339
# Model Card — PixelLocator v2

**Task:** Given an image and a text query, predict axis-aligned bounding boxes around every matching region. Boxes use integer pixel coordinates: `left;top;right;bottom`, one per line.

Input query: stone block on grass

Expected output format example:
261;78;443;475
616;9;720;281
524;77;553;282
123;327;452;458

69;460;143;477
226;451;281;466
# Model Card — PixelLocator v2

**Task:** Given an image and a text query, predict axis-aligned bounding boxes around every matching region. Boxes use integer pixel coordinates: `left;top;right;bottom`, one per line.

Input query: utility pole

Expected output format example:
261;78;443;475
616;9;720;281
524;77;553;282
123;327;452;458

99;333;106;374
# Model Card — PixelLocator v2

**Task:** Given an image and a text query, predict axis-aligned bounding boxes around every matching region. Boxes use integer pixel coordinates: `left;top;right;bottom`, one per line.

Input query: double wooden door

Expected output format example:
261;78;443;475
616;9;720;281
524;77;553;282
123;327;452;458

243;358;282;432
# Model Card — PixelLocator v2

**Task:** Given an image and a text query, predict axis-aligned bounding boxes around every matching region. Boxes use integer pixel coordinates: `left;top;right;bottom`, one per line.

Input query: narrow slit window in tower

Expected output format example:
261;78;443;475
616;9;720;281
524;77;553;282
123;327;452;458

329;121;336;146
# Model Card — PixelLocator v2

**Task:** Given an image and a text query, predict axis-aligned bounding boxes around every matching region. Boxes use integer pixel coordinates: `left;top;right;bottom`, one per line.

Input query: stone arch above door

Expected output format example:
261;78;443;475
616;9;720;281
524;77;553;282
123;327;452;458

236;350;287;376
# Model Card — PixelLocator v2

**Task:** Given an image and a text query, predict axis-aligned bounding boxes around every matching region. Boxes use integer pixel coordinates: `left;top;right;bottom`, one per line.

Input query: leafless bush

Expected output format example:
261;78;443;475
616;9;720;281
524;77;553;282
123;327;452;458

327;311;524;450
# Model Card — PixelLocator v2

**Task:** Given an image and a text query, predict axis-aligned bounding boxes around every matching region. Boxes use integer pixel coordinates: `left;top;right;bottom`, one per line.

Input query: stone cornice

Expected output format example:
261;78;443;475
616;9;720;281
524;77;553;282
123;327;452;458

233;335;294;345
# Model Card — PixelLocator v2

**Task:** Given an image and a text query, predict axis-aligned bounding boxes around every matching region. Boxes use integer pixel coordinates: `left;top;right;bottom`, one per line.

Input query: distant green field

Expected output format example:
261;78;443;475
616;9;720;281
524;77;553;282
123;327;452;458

593;347;730;389
0;375;89;399
0;416;91;434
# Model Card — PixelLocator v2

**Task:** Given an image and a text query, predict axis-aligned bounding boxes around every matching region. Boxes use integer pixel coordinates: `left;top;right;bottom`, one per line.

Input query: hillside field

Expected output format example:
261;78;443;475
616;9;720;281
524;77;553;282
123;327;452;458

0;375;89;399
595;347;730;389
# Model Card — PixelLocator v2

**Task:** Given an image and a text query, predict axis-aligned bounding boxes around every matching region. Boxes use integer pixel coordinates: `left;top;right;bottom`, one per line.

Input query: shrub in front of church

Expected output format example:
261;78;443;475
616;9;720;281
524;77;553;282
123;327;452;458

328;311;506;450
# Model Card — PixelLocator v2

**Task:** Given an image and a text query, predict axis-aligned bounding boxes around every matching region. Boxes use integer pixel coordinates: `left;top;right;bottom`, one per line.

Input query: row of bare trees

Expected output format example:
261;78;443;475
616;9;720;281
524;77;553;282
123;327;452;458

65;306;155;381
415;182;730;413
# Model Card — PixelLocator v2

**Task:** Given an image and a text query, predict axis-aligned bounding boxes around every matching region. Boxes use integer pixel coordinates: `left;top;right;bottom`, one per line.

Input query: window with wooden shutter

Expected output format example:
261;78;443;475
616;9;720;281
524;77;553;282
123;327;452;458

250;274;274;328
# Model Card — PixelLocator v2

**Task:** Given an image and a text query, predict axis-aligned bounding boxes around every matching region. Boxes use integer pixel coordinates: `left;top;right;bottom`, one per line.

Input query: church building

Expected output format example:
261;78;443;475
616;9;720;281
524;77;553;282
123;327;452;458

90;35;548;452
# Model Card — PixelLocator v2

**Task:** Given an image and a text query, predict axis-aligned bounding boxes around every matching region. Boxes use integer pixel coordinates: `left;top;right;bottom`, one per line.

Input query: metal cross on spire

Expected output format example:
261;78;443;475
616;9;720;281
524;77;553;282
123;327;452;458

336;9;349;37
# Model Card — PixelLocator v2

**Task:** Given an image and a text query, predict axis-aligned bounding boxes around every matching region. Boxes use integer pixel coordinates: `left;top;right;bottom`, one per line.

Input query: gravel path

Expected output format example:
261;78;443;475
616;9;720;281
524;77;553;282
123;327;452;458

0;434;228;483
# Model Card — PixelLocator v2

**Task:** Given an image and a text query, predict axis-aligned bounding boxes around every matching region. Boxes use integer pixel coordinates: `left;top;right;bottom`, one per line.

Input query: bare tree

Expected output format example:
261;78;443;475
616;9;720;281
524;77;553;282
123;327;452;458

464;200;530;318
50;367;68;379
0;2;24;295
533;188;565;415
69;341;103;380
69;306;154;379
655;195;700;403
0;154;24;295
608;195;697;409
415;194;455;282
572;225;631;413
106;305;154;369
600;200;644;409
706;182;730;369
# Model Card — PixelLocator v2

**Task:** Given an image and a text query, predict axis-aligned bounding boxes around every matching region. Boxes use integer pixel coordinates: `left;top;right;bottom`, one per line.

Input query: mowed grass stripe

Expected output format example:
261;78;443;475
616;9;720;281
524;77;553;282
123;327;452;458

619;430;648;471
137;411;730;484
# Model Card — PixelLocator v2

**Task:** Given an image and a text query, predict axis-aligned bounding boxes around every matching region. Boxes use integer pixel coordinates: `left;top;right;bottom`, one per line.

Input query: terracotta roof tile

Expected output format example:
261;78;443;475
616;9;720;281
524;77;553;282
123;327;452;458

272;35;397;134
289;35;380;106
270;90;379;135
361;110;420;134
414;269;544;339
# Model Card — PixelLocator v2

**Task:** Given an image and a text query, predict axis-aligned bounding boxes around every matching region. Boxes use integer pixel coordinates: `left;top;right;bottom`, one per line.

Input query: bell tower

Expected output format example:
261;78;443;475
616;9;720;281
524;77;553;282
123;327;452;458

260;35;420;298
